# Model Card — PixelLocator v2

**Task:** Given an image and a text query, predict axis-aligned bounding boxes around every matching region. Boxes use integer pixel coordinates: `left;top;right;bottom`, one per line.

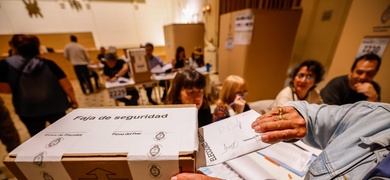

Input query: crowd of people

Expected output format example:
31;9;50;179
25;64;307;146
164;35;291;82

0;33;388;179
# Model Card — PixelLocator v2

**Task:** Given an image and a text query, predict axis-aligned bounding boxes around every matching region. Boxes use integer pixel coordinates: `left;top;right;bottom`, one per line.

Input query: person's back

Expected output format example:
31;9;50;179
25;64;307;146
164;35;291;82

321;53;381;105
64;36;90;65
65;42;88;64
64;35;94;94
5;56;69;117
0;34;77;136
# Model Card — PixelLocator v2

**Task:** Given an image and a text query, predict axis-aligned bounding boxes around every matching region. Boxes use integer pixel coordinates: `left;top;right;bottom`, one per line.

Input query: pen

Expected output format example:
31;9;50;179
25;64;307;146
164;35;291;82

264;156;280;166
229;96;245;106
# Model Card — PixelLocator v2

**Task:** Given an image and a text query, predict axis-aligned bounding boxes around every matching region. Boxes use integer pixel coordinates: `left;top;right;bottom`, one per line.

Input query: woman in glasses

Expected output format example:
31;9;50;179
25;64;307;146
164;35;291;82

213;75;250;121
274;59;325;107
165;69;212;127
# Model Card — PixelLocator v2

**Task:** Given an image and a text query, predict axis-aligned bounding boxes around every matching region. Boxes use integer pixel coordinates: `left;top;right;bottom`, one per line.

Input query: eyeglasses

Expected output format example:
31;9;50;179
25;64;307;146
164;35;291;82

184;89;204;96
296;74;315;82
236;91;248;97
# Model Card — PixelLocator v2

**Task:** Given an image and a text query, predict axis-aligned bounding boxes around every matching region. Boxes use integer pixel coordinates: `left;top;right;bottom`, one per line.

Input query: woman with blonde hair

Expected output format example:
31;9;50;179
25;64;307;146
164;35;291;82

213;75;250;121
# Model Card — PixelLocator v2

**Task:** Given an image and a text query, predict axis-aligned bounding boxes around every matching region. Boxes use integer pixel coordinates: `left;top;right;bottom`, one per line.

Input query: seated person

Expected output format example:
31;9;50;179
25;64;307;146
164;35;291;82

320;53;381;105
274;59;325;107
165;69;212;127
97;46;106;63
188;47;205;69
103;53;139;106
213;75;250;121
144;42;169;104
171;46;186;72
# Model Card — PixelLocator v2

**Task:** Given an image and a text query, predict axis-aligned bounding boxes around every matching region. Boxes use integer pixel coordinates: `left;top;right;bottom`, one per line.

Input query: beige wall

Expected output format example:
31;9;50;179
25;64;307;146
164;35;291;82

203;0;220;47
325;0;390;102
0;0;203;51
289;0;352;81
163;24;205;62
218;9;302;102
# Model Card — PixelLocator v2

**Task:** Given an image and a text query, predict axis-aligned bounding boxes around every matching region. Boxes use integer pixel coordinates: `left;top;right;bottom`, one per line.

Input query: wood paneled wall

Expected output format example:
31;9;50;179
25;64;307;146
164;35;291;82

0;32;96;56
219;0;301;15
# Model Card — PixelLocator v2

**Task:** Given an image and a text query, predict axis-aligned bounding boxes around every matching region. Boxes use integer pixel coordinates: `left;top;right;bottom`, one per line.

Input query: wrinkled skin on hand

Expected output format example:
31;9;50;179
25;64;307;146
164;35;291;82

251;106;307;144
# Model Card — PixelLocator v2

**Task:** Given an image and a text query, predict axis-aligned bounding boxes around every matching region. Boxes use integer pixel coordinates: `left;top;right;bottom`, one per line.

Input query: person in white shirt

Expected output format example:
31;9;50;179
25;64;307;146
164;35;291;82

64;35;94;94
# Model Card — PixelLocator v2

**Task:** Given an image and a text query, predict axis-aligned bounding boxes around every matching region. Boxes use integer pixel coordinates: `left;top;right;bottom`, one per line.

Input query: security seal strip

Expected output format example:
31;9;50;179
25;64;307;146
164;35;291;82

127;130;180;179
11;107;197;179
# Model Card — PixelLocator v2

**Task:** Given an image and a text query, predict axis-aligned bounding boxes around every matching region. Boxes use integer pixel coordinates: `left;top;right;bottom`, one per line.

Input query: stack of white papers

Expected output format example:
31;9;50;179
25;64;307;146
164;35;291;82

258;142;316;176
150;64;172;73
199;153;275;180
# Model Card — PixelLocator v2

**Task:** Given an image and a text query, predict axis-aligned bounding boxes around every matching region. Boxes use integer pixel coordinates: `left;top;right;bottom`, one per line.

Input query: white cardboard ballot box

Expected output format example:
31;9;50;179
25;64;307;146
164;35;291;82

4;105;198;180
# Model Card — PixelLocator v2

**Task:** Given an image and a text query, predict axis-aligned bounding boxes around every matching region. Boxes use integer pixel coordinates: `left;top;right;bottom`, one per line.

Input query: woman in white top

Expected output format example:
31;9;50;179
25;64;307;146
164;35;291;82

188;47;205;68
274;60;325;107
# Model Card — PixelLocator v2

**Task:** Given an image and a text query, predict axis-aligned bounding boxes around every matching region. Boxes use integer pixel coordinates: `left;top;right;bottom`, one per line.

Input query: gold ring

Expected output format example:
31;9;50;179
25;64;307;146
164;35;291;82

278;114;285;120
277;106;283;115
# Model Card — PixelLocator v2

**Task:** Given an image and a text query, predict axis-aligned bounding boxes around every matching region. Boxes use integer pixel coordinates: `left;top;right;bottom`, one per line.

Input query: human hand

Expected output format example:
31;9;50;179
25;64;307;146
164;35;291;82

89;61;98;65
171;173;221;180
233;95;246;114
251;106;307;144
354;82;378;101
109;77;119;82
71;101;78;109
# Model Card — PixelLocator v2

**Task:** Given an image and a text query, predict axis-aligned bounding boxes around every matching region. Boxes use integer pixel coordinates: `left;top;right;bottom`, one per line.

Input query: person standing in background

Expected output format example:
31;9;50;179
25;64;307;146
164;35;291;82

64;35;94;94
8;40;14;57
0;97;20;152
0;34;78;137
144;42;167;104
320;53;381;105
0;96;21;179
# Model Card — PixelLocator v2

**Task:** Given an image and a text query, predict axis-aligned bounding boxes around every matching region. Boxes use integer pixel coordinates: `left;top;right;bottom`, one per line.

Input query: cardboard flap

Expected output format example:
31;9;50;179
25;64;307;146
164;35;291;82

127;48;152;83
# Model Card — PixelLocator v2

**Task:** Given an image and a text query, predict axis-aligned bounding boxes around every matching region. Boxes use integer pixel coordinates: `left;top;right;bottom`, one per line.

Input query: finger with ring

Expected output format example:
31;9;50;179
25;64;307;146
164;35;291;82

278;114;285;120
277;106;283;115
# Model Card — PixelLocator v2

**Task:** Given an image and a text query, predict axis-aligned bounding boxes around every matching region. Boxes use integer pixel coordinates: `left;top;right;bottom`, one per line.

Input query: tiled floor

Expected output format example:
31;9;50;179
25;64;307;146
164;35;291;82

0;74;219;179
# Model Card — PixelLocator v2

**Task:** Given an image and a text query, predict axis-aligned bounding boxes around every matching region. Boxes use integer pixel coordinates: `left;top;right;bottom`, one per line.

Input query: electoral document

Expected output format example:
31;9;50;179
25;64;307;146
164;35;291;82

197;110;270;167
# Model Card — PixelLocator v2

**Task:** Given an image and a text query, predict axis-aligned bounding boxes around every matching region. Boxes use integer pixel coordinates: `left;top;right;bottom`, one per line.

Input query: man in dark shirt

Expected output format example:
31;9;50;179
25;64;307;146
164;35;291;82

320;53;381;105
103;53;139;106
